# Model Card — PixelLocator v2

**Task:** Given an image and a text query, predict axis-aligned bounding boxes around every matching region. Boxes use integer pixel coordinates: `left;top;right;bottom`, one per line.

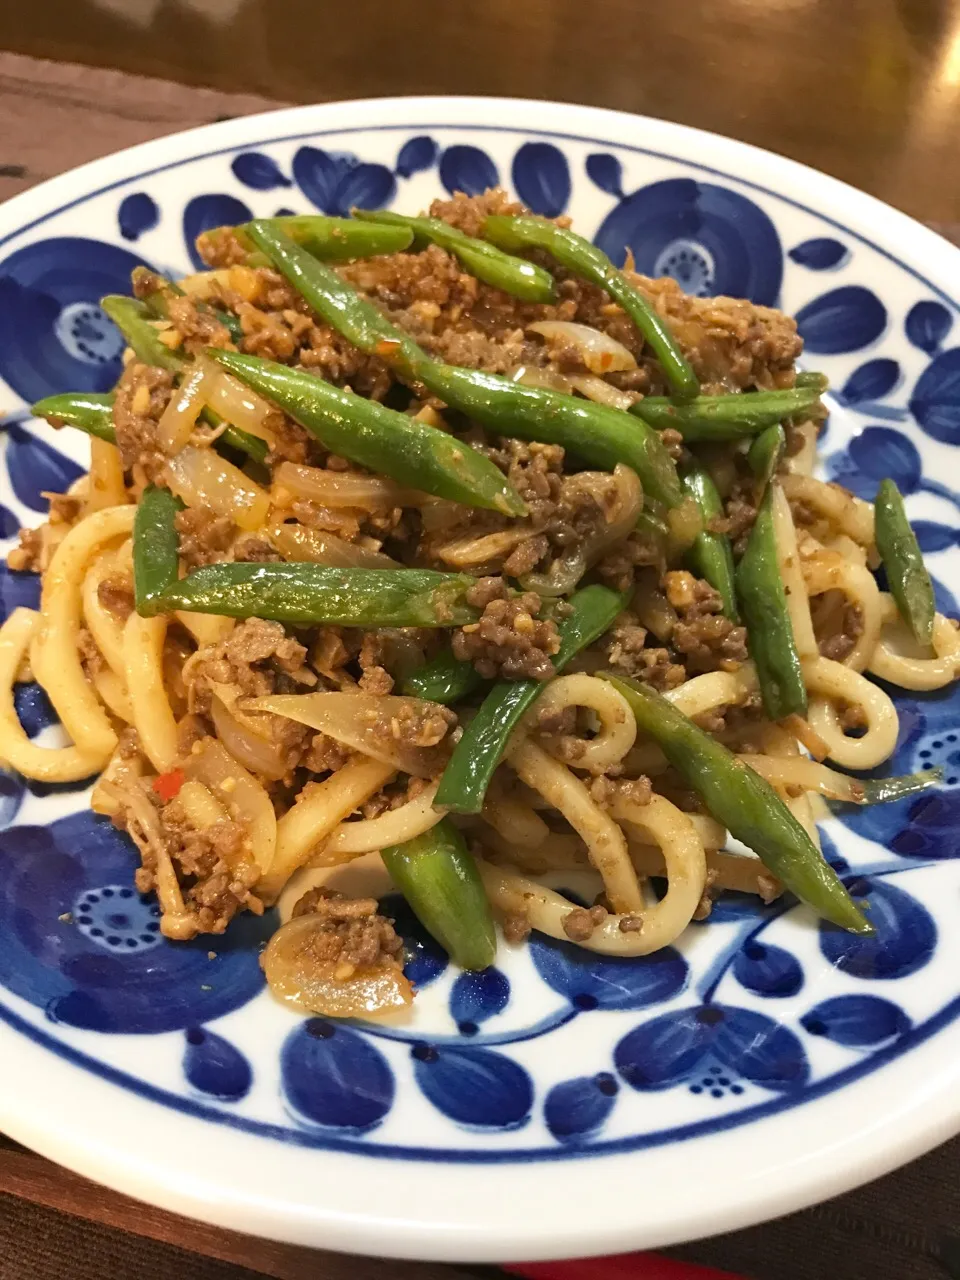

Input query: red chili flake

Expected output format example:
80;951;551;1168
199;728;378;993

374;339;402;359
152;768;185;802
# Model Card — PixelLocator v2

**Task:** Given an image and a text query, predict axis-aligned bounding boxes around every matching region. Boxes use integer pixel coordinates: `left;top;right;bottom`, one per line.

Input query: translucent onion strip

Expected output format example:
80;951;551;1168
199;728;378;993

157;361;218;454
527;320;638;373
273;461;419;511
201;360;277;443
317;780;443;862
267;521;398;569
165;445;270;530
185;738;277;876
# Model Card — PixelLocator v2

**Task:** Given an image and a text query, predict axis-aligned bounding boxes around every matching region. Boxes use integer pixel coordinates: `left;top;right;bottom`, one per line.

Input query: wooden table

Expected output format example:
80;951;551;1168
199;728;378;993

1;4;959;1276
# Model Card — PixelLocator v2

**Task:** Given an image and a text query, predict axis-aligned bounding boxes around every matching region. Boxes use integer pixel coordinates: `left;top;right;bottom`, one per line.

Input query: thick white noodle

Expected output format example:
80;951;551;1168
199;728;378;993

868;594;960;690
530;673;637;772
803;655;899;769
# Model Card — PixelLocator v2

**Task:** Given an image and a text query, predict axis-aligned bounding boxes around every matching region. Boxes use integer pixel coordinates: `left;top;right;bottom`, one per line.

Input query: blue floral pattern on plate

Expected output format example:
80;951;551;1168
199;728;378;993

0;120;958;1166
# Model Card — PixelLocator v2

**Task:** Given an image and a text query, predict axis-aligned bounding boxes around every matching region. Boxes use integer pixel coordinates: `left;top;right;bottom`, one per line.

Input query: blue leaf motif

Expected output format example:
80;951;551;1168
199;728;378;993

585;153;624;197
0;566;39;623
716;1007;809;1089
395;135;438;179
795;286;887;354
788;238;849;270
909;348;960;443
413;1044;532;1128
438;146;499;198
292;147;395;216
183;195;253;271
6;424;83;512
0;772;23;831
449;967;509;1032
14;683;57;737
530;934;687;1011
905;300;952;354
512;143;571;217
801;995;910;1047
117;192;159;242
282;1019;394;1130
847;426;922;494
733;942;803;998
838;358;901;405
913;521;960;553
333;163;396;215
0;506;18;538
183;1027;252;1100
544;1073;618;1144
230;151;291;190
615;1008;716;1090
292;146;342;210
381;892;447;987
820;878;936;979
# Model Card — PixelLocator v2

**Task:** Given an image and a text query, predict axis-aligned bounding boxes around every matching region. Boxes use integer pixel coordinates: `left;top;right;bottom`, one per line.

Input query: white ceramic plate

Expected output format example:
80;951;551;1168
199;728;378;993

0;96;959;1263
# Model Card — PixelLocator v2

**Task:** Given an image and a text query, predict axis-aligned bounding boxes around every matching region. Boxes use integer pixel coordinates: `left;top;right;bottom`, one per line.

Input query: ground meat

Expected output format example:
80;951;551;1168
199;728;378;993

290;885;403;974
839;701;868;732
132;269;231;353
96;572;134;618
175;508;237;568
302;732;353;775
563;903;609;942
618;915;644;934
502;912;532;943
589;774;653;808
818;602;864;662
112;361;173;482
453;580;560;679
692;868;721;922
665;571;749;673
77;627;106;676
601;614;687;689
712;482;759;556
6;526;43;573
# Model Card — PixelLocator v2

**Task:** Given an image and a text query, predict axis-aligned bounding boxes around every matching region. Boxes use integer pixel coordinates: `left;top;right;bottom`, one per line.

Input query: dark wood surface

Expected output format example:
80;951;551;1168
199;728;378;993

4;0;960;227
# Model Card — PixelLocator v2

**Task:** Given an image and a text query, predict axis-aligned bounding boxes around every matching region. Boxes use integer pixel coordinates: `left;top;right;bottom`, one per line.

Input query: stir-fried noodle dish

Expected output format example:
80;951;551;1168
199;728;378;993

13;191;959;1017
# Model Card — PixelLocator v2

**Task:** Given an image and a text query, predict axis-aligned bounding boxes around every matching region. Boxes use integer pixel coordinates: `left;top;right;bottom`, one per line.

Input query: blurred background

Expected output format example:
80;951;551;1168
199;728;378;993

3;0;960;227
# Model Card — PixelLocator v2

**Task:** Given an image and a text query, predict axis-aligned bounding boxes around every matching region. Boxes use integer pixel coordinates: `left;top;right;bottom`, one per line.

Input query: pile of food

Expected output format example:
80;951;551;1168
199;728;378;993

11;188;957;1018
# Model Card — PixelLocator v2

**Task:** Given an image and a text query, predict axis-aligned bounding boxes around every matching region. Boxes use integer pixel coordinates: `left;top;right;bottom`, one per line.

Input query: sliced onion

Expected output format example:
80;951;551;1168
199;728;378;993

569;374;635;411
200;360;277;444
177;778;231;828
178;269;232;298
511;365;576;394
184;737;277;873
261;913;412;1017
246;692;452;777
632;568;677;641
268;521;398;569
157;362;218;454
211;694;290;781
528;321;637;373
432;528;527;569
274;461;420;510
165;445;270;531
318;780;443;861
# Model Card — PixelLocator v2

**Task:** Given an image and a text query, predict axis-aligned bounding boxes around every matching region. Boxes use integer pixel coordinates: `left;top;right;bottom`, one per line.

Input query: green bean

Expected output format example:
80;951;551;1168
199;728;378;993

680;464;738;621
381;819;497;970
736;487;807;719
31;392;116;443
353;209;556;302
133;486;182;614
794;370;829;392
245;222;685;508
100;295;268;465
132;266;243;345
747;423;786;499
401;648;485;704
857;767;942;805
157;562;479;627
208;350;526;516
601;673;872;933
220;215;414;265
435;584;626;814
482;214;698;401
629;385;825;440
874;478;935;646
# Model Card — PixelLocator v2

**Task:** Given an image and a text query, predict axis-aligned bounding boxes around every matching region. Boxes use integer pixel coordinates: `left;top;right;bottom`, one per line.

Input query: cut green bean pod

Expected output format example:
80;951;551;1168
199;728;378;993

736;486;807;720
874;477;935;647
353;208;556;302
435;585;627;814
200;216;413;267
401;649;485;705
747;423;786;499
31;392;116;443
629;384;826;440
482;214;698;401
794;370;829;392
601;673;872;933
157;562;479;627
208;349;526;516
381;819;497;970
857;767;942;805
133;486;182;613
680;464;738;621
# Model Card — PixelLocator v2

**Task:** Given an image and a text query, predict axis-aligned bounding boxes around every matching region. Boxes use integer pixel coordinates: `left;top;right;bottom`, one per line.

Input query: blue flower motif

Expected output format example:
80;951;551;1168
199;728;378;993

614;1004;809;1093
182;195;253;271
0;236;152;403
909;347;960;443
512;143;570;217
801;995;910;1047
593;178;783;305
282;1019;394;1130
449;967;509;1034
0;811;270;1033
795;286;887;354
905;300;952;355
395;136;438;179
183;1027;252;1100
911;522;960;554
291;147;395;217
836;358;901;406
544;1073;618;1144
585;153;624;198
117;193;159;242
412;1043;532;1129
529;934;687;1011
733;941;803;998
6;423;83;512
0;565;39;622
820;877;936;980
788;238;849;270
825;426;921;499
438;146;499;198
231;152;291;191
